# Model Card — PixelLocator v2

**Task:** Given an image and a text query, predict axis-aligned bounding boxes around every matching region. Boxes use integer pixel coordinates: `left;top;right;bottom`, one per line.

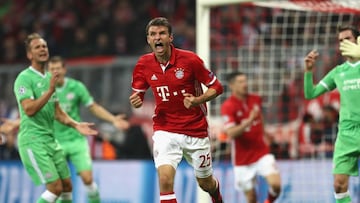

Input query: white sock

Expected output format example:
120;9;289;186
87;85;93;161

58;192;72;200
85;182;98;194
334;190;350;199
41;190;58;202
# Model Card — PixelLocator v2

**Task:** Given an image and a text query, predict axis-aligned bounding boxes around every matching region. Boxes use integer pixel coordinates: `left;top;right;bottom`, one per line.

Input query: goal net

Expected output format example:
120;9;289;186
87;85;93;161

197;0;360;202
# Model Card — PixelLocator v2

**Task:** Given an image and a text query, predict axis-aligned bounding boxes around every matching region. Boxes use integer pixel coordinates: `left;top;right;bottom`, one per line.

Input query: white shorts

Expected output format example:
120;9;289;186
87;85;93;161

152;130;213;178
234;154;279;191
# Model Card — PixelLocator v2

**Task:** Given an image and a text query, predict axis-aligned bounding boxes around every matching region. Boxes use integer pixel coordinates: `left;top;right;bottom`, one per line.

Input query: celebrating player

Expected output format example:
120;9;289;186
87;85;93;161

304;25;360;203
13;33;97;203
220;72;281;203
129;17;224;203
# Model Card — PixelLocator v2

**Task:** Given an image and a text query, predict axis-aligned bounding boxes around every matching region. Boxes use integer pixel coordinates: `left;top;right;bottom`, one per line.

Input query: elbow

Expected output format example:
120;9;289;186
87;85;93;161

24;109;36;117
211;80;224;96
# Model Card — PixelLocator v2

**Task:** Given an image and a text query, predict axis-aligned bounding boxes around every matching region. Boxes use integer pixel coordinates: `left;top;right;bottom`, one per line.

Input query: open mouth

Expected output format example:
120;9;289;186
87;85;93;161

155;42;163;48
39;52;48;57
154;42;164;52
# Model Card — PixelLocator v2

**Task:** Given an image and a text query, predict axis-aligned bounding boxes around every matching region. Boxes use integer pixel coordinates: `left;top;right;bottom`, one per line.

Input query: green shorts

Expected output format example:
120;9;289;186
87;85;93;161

333;127;360;176
59;137;92;173
18;140;70;185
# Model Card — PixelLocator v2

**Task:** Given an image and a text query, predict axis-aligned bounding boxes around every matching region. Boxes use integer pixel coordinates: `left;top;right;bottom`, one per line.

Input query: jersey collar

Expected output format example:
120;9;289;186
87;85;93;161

346;60;360;67
29;66;47;78
168;44;176;66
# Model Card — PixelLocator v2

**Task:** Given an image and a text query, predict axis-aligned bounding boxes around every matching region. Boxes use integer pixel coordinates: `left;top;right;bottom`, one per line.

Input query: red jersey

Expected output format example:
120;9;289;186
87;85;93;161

221;94;269;165
131;45;223;138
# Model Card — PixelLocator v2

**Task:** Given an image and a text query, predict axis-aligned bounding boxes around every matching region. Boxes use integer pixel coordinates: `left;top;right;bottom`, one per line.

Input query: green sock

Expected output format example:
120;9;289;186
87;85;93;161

88;191;100;203
55;192;72;203
336;196;351;203
37;198;50;203
56;200;72;203
86;182;100;203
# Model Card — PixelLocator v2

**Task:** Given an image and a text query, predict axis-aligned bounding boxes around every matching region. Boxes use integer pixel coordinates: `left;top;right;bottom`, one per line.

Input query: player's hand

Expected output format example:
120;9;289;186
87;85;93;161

340;36;360;58
49;71;60;93
0;118;20;135
112;114;130;130
129;92;143;108
75;122;98;136
183;93;198;109
304;50;319;72
249;106;260;121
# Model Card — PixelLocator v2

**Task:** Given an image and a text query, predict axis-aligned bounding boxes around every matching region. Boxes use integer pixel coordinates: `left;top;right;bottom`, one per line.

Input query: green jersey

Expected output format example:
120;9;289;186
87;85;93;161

54;77;94;143
304;61;360;129
14;67;58;146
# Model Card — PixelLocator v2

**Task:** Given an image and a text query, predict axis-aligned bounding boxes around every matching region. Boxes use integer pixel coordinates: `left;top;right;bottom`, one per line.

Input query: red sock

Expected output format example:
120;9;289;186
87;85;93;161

160;192;177;203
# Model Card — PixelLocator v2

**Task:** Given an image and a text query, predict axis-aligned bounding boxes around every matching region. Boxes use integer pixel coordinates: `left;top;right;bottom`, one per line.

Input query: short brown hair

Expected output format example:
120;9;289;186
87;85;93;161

24;33;43;52
48;56;66;67
145;17;172;36
337;24;360;38
226;72;246;84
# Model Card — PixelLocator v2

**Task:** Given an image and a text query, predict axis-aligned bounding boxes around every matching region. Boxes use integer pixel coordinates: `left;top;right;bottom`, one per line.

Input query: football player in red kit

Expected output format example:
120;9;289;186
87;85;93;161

221;72;281;203
129;17;224;203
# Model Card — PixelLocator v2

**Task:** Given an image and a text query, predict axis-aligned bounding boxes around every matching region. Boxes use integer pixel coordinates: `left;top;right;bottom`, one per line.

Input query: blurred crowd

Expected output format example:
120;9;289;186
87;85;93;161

0;0;196;64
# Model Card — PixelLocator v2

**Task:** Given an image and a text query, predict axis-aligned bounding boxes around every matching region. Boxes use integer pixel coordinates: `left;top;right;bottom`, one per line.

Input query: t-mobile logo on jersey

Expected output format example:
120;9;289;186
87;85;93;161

157;86;170;101
156;86;186;101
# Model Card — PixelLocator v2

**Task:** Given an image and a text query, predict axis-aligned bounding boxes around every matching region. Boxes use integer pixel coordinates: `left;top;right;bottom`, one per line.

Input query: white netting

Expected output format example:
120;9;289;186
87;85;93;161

198;2;360;203
208;2;360;161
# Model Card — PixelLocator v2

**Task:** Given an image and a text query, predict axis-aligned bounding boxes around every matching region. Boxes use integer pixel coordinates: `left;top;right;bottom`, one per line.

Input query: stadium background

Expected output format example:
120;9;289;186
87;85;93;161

1;0;360;202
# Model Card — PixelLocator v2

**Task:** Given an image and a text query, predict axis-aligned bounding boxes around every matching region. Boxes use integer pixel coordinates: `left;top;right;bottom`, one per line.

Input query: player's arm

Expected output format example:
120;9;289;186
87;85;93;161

21;72;58;116
303;50;328;99
183;79;223;109
340;36;360;58
21;87;56;117
55;102;97;136
88;102;129;130
224;107;260;139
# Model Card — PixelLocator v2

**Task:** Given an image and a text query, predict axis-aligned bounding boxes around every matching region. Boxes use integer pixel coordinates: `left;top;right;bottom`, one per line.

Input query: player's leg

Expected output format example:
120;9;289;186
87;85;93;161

158;165;177;202
183;136;223;203
333;174;350;203
56;178;72;203
66;139;100;203
196;175;223;203
233;165;257;203
153;131;183;203
332;128;359;203
18;141;65;202
257;154;281;203
79;170;100;203
48;141;73;203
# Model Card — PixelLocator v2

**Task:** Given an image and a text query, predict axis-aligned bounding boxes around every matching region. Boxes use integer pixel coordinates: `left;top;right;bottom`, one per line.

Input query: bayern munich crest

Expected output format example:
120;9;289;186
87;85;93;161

174;68;184;79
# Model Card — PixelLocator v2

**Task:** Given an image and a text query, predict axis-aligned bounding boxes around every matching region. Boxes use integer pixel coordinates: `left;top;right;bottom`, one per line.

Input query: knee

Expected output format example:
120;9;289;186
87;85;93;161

333;174;349;193
334;180;348;193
